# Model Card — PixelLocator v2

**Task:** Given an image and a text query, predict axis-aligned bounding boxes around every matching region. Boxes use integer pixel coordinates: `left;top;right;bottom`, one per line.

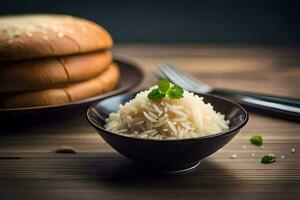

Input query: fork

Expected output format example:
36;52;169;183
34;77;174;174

157;62;300;122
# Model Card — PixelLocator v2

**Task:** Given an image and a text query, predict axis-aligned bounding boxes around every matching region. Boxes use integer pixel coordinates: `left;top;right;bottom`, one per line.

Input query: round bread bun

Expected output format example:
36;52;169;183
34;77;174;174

0;14;113;60
0;51;112;92
0;63;120;108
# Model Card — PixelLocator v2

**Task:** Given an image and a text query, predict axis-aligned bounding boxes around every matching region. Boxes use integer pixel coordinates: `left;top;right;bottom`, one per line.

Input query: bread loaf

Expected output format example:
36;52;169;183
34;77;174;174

0;51;112;92
0;63;120;108
0;14;113;60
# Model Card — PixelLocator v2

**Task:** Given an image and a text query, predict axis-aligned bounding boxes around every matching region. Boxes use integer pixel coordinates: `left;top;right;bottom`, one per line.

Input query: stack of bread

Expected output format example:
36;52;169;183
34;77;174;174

0;14;120;108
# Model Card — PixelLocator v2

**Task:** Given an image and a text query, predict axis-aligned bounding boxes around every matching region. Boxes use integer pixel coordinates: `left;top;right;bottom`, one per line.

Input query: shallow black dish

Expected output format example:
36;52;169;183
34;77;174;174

0;59;143;125
87;92;248;172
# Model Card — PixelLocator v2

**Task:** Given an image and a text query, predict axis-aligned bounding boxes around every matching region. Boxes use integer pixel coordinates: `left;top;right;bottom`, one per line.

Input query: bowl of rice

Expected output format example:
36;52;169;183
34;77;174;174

87;81;248;171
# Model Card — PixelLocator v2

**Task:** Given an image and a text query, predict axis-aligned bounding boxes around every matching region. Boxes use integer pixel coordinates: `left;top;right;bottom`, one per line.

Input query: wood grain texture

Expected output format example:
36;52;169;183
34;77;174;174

0;44;300;200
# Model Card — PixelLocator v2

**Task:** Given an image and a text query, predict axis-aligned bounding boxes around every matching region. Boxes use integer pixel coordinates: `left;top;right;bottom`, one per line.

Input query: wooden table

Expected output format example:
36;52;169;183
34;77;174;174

0;45;299;200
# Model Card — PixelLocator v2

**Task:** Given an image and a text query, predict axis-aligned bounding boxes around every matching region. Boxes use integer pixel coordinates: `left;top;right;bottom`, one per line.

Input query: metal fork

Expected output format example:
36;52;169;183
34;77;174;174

157;62;300;122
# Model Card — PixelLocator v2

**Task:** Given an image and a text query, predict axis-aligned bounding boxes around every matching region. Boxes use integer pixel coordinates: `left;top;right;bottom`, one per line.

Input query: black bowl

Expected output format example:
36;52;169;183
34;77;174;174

87;92;248;172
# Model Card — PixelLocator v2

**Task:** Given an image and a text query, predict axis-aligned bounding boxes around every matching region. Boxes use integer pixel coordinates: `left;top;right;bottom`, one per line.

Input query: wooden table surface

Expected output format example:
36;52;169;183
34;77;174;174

0;44;300;200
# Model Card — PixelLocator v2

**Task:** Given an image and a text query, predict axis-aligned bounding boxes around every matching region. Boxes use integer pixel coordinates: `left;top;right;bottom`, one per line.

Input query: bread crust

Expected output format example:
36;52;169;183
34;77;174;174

0;64;120;108
0;51;112;92
0;14;113;60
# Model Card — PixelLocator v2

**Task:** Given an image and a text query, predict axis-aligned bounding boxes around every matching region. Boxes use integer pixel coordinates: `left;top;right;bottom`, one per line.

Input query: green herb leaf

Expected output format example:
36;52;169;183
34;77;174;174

158;79;170;93
250;135;263;146
147;88;166;100
167;85;184;99
261;153;276;164
147;79;184;101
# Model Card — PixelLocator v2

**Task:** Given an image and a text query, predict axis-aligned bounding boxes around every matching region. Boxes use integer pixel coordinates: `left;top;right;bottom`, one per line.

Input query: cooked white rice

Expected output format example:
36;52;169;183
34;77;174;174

105;87;229;140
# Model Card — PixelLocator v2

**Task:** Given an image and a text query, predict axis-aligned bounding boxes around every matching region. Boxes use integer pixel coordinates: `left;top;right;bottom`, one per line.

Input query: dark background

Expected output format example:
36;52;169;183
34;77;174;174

1;0;299;44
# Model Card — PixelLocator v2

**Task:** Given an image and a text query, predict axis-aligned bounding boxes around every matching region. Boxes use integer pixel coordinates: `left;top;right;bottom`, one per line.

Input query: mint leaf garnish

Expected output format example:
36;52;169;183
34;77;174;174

148;88;166;100
147;79;184;101
250;135;263;146
261;153;276;164
158;79;170;93
167;85;184;99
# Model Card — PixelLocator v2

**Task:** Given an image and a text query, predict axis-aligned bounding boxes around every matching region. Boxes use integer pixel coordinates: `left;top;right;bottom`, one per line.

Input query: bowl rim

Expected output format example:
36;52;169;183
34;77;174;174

86;92;249;142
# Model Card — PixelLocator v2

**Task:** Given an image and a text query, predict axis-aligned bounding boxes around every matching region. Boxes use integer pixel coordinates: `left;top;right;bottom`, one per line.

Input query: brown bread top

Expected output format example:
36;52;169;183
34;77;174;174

0;14;113;60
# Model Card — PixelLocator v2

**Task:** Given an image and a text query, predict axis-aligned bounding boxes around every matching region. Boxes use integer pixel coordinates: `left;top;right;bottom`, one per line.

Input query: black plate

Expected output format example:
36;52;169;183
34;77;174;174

0;59;143;124
87;92;248;172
